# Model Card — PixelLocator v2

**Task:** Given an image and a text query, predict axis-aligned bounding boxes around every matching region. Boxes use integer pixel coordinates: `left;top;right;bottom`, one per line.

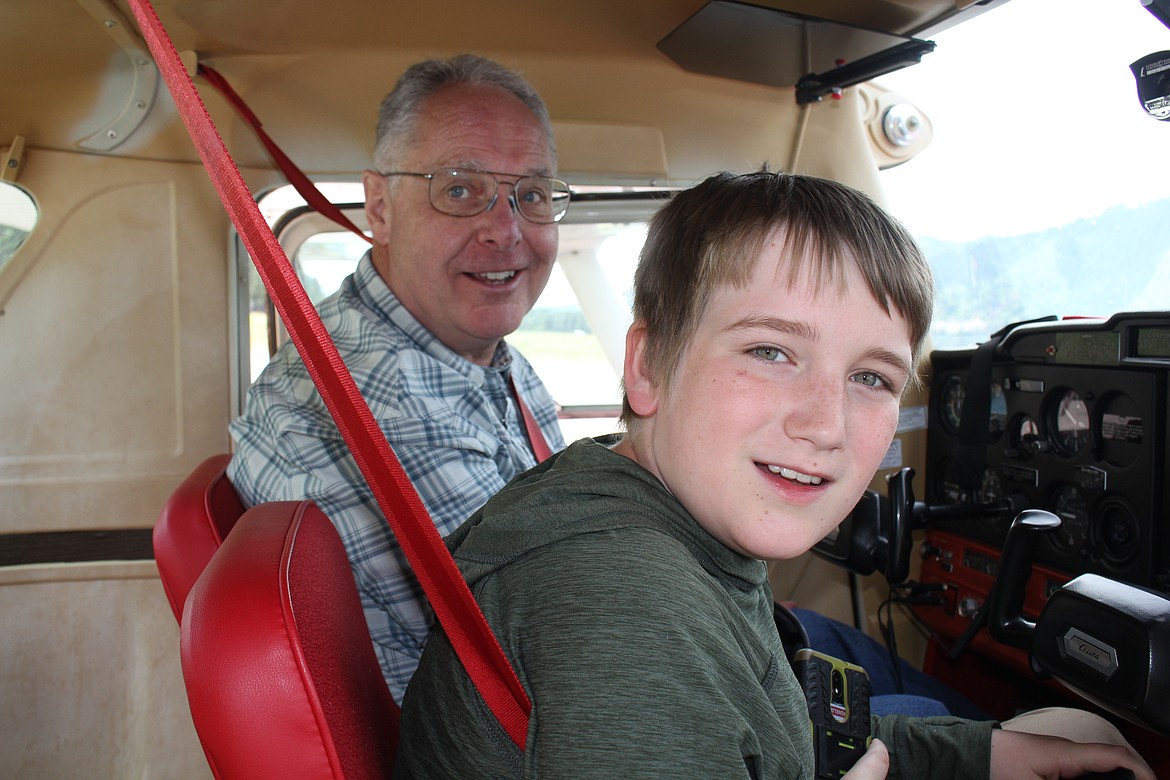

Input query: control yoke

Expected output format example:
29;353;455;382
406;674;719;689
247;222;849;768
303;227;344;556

812;467;920;586
814;466;1013;585
987;510;1170;736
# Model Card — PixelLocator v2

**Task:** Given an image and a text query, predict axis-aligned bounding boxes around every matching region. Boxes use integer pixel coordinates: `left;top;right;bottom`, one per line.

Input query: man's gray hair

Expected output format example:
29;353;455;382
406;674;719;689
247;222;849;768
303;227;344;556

374;54;555;172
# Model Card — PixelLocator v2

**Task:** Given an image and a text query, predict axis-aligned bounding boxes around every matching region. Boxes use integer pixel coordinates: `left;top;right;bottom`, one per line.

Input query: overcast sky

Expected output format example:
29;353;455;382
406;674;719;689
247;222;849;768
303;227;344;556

879;0;1170;241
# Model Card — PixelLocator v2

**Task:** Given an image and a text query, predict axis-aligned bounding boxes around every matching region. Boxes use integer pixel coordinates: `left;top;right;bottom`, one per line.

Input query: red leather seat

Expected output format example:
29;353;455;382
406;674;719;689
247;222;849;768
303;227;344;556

181;500;400;778
154;454;246;622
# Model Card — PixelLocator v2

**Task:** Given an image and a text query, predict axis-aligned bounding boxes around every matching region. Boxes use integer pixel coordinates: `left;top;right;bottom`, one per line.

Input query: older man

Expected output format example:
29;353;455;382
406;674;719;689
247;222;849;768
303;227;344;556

227;54;567;702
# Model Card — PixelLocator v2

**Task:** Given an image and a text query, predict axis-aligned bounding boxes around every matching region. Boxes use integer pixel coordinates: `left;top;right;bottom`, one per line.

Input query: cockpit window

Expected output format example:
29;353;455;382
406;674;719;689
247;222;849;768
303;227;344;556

880;0;1170;350
0;182;36;275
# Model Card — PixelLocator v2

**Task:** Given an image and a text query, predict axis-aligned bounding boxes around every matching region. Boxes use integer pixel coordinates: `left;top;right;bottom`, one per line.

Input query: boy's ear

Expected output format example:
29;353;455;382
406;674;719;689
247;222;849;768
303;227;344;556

362;169;392;246
623;321;660;418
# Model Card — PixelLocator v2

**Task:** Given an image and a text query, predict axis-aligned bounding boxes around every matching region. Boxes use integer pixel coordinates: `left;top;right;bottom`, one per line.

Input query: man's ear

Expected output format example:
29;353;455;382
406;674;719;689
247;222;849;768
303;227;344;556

623;321;659;418
362;169;392;246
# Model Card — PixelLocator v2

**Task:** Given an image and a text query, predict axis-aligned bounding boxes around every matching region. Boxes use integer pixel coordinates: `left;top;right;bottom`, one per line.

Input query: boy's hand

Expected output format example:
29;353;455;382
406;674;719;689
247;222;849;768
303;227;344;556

842;738;888;780
989;728;1153;779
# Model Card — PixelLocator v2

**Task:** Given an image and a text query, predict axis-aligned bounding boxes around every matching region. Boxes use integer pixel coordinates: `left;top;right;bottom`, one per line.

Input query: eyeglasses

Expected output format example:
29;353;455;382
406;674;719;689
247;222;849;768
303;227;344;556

380;167;571;224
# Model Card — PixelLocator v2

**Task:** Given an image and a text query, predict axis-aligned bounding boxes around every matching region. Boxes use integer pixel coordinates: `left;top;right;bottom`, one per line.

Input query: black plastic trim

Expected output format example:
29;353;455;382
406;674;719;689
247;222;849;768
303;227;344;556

0;529;154;567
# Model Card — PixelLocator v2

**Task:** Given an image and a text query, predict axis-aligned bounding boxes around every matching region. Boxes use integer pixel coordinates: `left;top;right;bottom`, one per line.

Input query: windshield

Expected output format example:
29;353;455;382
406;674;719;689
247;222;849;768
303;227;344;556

880;0;1170;350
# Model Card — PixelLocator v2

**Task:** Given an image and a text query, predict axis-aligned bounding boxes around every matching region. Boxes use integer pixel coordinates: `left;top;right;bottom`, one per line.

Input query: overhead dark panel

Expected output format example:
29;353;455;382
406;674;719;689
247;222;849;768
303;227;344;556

657;0;925;88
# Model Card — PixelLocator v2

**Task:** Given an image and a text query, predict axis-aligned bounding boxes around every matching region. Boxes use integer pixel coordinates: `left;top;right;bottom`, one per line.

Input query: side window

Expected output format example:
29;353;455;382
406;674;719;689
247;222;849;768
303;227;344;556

242;186;666;439
0;182;37;275
297;232;372;306
507;219;648;440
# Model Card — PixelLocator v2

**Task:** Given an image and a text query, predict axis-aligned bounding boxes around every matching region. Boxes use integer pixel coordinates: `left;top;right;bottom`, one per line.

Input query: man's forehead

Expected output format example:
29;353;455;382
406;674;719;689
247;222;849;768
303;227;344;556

409;84;554;174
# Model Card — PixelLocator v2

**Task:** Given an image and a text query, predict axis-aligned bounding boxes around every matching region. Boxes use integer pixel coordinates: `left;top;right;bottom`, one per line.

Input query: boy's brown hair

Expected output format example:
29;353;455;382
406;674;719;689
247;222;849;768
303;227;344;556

621;170;934;430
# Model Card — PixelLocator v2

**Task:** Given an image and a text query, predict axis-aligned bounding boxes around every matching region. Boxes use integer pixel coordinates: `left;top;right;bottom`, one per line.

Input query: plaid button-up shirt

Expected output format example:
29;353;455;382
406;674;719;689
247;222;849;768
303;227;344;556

228;253;564;701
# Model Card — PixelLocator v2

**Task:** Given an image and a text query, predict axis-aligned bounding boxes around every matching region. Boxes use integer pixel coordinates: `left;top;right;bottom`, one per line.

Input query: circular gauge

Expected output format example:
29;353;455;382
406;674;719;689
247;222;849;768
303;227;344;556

937;376;1006;439
1010;414;1042;459
939;375;964;434
1046;388;1090;457
1096;497;1140;566
978;468;1003;528
988;383;1007;441
1049;484;1091;552
979;468;1003;504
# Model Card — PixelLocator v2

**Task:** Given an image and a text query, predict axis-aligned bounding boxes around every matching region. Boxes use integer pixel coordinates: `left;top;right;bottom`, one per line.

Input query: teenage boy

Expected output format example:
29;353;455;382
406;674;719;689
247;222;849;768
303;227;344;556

394;171;1153;779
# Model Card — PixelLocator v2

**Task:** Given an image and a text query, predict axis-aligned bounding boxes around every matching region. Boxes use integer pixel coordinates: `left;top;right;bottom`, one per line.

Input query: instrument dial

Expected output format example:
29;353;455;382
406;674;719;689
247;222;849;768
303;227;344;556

1049;484;1090;552
1047;388;1090;457
978;468;1004;528
1011;414;1042;459
937;376;1007;439
940;375;964;434
988;383;1007;441
979;468;1003;504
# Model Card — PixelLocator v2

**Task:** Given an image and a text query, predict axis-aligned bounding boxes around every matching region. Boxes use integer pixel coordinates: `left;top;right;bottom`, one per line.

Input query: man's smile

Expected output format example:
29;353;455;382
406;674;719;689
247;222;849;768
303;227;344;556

472;270;518;283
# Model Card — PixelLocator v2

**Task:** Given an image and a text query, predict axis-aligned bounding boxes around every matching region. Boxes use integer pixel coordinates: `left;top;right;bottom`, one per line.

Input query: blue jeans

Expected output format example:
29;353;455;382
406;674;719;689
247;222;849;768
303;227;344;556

794;608;990;720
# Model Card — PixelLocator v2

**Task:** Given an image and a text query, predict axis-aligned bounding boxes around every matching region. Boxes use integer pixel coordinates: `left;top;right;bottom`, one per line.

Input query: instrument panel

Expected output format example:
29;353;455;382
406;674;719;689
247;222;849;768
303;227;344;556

925;312;1170;593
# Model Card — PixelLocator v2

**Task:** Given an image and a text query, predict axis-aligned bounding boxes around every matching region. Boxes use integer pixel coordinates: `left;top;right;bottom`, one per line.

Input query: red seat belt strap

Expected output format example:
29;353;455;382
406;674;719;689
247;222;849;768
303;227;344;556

196;64;372;245
127;0;531;748
509;377;553;462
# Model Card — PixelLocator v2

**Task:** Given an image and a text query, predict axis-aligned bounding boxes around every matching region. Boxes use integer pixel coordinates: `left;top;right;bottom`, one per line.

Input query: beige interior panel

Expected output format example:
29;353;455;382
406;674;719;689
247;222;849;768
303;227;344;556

0;562;210;779
0;150;234;534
